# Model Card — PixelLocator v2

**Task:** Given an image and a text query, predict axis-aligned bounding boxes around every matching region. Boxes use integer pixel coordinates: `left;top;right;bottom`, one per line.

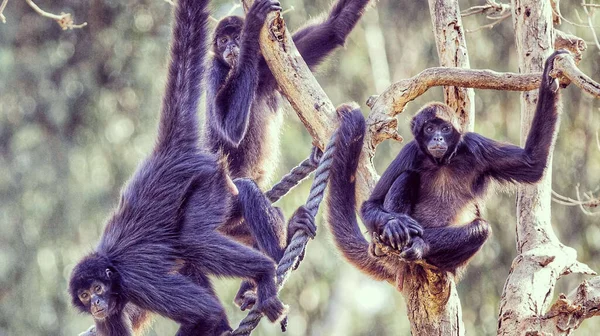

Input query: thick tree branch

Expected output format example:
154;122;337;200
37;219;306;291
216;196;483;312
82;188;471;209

538;277;600;332
553;52;600;98
239;0;379;202
366;67;541;148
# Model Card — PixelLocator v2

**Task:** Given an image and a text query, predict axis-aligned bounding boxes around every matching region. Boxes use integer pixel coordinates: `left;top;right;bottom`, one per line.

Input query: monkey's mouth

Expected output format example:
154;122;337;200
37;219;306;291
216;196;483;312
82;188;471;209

428;145;447;158
91;307;108;320
224;49;240;68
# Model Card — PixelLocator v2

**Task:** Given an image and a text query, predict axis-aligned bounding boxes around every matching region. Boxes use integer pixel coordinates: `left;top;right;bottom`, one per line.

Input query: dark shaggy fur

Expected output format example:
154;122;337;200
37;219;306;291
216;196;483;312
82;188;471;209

204;0;372;188
327;51;565;288
69;0;286;334
203;0;370;308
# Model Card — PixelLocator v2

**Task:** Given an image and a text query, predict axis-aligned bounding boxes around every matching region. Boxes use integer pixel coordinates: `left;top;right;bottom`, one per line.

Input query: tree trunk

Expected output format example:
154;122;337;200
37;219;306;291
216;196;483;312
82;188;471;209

428;0;475;131
498;1;595;334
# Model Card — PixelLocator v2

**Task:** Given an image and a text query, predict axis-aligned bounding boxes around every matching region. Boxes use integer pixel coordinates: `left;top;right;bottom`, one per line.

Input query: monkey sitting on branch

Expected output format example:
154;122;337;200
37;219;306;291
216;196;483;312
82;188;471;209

326;51;567;289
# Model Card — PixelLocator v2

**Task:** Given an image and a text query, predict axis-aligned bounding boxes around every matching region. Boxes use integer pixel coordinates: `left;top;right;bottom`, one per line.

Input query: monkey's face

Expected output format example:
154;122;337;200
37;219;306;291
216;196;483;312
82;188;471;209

69;255;123;319
217;32;241;68
76;278;113;320
421;119;458;160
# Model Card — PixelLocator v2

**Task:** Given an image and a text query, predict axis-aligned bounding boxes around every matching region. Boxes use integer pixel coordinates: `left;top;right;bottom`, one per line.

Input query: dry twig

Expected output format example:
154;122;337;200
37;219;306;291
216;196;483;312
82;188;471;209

552;186;600;216
0;0;8;23
25;0;86;30
582;2;600;50
461;0;511;33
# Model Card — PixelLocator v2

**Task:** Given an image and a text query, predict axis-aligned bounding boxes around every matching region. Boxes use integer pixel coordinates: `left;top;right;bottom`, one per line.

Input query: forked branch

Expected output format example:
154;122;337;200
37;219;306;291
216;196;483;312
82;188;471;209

25;0;87;29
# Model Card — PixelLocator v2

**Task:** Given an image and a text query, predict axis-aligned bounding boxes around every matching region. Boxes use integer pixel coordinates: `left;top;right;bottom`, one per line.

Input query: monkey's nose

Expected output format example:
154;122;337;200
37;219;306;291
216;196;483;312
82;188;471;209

433;136;444;142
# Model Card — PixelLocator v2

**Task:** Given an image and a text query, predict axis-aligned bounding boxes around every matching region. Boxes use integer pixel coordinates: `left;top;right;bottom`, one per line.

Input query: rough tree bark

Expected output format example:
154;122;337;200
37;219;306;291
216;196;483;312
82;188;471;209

497;1;597;335
429;0;475;131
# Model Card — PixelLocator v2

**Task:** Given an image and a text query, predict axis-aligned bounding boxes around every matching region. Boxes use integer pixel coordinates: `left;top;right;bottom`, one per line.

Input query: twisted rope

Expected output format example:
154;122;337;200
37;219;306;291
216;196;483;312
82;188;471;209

231;133;338;336
265;147;322;203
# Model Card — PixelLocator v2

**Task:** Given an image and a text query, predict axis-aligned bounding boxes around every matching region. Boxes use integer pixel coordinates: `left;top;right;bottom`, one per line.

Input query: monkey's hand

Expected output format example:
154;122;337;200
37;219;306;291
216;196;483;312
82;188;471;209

543;49;570;92
247;0;282;27
379;214;422;250
399;236;430;262
234;280;257;311
287;206;317;243
287;206;316;270
309;146;324;166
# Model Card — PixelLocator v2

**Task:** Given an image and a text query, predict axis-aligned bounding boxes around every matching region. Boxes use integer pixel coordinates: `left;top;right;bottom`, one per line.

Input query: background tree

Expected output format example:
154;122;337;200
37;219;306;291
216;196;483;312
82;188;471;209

0;0;599;335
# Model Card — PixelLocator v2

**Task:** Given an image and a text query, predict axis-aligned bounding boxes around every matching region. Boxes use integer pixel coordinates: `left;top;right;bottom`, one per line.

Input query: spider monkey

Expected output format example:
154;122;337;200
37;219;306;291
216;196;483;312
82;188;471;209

205;0;372;188
68;0;298;334
327;51;566;289
205;0;370;309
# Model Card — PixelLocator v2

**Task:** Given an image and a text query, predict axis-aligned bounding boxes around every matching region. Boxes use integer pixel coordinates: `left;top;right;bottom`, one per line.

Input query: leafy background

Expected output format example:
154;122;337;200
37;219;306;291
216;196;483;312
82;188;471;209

0;0;599;335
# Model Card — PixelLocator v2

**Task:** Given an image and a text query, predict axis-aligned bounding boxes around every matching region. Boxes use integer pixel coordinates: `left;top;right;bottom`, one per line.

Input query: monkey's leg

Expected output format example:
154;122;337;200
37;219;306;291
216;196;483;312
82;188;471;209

402;219;491;272
132;274;230;336
187;232;286;322
234;178;287;262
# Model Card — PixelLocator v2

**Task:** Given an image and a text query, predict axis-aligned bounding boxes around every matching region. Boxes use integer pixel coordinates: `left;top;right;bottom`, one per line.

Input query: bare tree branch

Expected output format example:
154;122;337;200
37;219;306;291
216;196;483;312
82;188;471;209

551;0;562;25
429;0;475;131
239;0;379;202
462;0;512;33
553;52;600;98
365;52;600;149
0;0;8;23
554;29;587;63
536;277;600;333
552;189;600;216
582;2;600;50
25;0;87;30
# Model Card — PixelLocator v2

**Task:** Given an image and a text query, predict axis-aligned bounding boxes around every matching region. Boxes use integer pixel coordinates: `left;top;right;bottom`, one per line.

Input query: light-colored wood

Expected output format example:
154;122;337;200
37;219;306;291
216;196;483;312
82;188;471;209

497;1;597;335
429;0;475;131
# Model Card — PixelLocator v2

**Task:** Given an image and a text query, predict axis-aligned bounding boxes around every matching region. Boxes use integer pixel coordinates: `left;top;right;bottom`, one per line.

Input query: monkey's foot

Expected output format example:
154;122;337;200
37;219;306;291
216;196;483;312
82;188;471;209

369;233;388;258
399;237;429;262
234;280;257;311
257;296;288;323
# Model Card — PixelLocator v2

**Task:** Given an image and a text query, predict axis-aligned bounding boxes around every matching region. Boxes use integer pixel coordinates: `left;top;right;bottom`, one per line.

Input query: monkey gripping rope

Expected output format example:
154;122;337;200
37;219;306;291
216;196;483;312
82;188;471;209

231;133;338;336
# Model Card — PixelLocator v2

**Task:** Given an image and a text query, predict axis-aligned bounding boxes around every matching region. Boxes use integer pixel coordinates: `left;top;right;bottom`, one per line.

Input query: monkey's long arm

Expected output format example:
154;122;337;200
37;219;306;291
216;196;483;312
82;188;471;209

360;142;420;233
291;0;371;69
210;11;266;147
464;51;566;185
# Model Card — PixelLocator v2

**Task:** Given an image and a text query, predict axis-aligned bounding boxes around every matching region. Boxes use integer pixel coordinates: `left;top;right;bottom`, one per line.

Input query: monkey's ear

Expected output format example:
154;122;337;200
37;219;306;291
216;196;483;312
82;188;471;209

105;268;113;278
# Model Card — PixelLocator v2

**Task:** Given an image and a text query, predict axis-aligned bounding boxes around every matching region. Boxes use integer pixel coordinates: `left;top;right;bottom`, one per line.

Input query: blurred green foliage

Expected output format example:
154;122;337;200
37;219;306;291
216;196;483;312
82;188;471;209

0;0;599;335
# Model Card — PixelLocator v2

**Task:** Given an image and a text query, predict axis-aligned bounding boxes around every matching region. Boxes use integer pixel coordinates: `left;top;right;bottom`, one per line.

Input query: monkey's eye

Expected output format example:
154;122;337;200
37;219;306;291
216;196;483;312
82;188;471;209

425;126;434;134
220;37;228;44
79;292;89;301
94;285;102;294
234;34;240;41
441;126;450;133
